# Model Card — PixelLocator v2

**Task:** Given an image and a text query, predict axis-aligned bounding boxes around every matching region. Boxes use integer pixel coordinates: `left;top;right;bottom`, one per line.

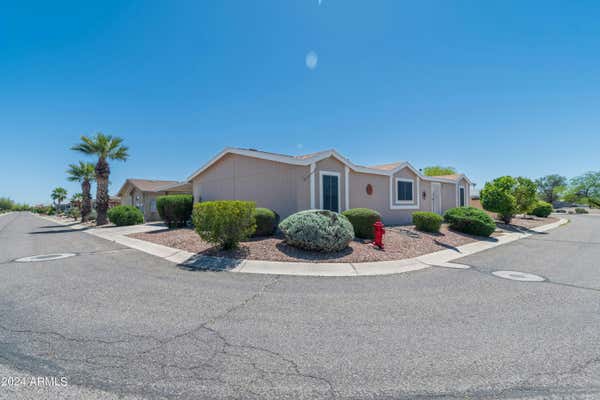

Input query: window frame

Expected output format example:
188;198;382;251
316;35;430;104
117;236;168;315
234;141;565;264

319;170;341;212
459;185;466;207
395;178;415;204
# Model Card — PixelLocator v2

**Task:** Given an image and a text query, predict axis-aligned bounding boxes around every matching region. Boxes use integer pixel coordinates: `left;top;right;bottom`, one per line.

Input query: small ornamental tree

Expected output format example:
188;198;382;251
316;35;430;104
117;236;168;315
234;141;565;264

514;177;538;215
481;176;538;223
481;176;517;223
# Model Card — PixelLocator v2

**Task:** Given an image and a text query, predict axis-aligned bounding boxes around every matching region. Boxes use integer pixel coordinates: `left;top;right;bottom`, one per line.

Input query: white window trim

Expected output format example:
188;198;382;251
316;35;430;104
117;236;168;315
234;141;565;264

344;166;350;211
459;185;466;207
309;163;316;209
319;170;341;212
390;177;420;210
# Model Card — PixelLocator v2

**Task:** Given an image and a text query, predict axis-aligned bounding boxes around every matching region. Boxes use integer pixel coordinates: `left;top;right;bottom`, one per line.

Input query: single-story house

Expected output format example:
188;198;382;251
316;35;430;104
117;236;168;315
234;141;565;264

184;148;472;225
117;179;192;221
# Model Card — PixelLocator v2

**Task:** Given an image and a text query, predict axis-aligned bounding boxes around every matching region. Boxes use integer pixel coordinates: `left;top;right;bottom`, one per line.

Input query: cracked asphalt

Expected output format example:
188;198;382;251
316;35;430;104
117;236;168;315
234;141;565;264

1;212;600;399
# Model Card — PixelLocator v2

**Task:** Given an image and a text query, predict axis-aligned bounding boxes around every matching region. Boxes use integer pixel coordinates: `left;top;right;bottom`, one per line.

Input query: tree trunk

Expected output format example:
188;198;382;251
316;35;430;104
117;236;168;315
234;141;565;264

81;179;92;222
95;158;110;226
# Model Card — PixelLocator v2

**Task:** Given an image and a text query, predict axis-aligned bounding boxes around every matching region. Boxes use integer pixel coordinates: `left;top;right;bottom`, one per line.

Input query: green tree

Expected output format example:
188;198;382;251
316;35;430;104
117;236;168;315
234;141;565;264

51;187;68;213
481;176;517;224
72;133;129;225
0;197;15;212
535;174;567;203
480;176;536;223
564;171;600;207
422;166;457;176
67;161;96;222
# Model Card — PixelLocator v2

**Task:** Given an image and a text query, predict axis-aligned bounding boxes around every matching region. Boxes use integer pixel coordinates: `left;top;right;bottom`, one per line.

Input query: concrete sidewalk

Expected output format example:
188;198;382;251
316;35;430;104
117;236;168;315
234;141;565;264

37;213;568;277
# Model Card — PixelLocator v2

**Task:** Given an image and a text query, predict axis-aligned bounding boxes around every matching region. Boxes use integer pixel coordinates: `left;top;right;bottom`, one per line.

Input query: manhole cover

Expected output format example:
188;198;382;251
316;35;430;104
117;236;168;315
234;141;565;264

492;270;545;282
15;253;76;263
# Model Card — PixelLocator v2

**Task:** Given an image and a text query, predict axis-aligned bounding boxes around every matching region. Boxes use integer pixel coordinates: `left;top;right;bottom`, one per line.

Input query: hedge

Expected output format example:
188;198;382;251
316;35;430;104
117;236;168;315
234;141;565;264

341;208;381;239
575;207;589;214
253;208;279;236
413;211;443;233
107;205;144;226
529;201;553;218
443;206;496;237
192;200;256;249
156;194;193;228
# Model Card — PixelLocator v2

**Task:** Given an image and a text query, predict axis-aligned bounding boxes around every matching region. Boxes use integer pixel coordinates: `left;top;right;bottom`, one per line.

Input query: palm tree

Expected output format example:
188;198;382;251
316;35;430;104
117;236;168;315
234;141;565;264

71;133;129;225
67;161;96;222
51;187;68;214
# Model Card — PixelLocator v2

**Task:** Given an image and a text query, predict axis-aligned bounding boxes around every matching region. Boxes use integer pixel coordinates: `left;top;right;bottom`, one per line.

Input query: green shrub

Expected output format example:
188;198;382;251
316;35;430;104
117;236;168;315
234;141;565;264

253;208;279;236
575;207;589;214
444;206;496;237
156;194;193;228
413;211;443;233
341;208;381;239
192;200;256;249
529;201;553;218
279;210;354;252
88;209;97;221
107;205;144;226
68;207;81;220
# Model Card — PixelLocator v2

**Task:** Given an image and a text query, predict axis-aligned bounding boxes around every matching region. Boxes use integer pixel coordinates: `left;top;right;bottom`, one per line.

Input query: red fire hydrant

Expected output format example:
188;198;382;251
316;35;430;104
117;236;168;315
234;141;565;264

372;220;385;250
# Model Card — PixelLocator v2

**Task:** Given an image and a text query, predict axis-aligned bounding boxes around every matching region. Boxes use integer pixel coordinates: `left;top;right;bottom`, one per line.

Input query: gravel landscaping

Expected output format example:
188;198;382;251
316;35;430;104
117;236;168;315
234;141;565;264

497;215;559;231
129;225;485;263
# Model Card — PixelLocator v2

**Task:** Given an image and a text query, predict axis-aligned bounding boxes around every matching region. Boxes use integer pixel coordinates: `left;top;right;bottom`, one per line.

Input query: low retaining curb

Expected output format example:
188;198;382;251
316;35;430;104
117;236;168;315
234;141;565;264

35;213;569;277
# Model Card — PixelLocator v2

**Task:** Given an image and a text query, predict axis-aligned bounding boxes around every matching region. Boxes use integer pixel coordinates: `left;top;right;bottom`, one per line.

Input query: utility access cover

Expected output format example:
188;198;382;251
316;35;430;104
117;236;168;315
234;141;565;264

15;253;76;263
492;270;545;282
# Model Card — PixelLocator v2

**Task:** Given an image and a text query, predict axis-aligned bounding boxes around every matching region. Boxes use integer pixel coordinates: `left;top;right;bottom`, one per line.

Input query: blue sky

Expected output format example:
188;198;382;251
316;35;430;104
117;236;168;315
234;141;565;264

2;1;600;204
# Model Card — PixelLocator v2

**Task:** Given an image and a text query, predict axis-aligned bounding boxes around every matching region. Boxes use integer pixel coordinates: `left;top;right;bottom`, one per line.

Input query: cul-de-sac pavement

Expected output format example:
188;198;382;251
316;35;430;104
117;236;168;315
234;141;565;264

1;212;600;399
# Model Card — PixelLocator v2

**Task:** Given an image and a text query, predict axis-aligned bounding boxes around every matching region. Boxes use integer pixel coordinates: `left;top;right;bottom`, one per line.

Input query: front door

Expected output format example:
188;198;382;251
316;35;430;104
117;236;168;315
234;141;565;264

431;182;442;214
321;173;340;212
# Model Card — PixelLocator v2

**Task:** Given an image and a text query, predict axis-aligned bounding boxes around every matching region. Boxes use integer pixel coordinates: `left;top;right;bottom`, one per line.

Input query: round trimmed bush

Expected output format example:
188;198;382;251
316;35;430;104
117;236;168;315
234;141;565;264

529;201;553;218
252;208;279;236
279;210;354;252
107;205;144;226
443;206;496;237
341;208;381;239
413;211;443;233
156;194;193;228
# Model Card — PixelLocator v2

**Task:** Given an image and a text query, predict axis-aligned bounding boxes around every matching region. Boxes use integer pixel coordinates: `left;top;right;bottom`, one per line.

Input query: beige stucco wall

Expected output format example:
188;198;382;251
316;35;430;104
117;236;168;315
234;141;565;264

441;182;458;212
191;153;310;218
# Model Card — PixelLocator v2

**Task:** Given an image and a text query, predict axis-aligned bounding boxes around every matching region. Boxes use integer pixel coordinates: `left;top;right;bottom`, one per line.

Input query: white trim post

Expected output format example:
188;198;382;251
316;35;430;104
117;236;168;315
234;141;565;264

309;163;316;209
344;166;349;211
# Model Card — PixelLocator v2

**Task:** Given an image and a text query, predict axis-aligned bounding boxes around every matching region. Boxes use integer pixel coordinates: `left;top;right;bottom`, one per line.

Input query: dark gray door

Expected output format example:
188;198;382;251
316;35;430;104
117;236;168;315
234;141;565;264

322;174;339;212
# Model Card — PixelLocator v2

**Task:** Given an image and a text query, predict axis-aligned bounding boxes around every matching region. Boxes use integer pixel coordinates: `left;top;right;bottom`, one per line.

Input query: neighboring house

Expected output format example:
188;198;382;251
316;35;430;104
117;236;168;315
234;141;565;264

117;179;192;221
185;148;472;225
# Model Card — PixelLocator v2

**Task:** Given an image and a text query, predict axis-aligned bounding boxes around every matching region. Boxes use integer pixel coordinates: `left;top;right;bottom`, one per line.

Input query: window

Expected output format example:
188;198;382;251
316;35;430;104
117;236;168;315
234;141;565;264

459;186;466;207
396;179;414;202
150;199;157;212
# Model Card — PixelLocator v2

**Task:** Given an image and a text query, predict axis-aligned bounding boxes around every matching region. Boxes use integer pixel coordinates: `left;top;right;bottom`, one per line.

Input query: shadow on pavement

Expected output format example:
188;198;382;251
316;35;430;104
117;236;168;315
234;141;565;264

178;254;243;272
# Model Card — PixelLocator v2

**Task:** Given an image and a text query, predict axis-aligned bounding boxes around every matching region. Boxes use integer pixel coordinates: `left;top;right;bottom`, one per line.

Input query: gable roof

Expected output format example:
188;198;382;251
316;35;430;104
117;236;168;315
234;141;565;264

117;179;180;197
186;147;472;184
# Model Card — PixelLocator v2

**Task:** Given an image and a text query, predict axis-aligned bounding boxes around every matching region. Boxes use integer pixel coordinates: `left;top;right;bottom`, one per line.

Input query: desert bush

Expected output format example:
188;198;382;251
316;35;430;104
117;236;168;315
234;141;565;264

107;205;144;226
341;208;381;239
444;207;496;237
192;200;256;249
413;211;443;233
575;207;589;214
156;194;193;228
252;208;279;236
529;201;553;218
279;210;354;252
481;176;537;223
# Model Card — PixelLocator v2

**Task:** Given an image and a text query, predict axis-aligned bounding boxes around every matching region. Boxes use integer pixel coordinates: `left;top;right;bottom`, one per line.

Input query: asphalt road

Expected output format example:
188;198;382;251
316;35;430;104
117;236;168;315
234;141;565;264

1;212;599;399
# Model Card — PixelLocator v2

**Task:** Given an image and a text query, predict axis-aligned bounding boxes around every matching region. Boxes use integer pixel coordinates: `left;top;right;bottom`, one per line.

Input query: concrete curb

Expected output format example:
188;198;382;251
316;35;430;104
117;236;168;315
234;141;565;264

35;213;569;277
